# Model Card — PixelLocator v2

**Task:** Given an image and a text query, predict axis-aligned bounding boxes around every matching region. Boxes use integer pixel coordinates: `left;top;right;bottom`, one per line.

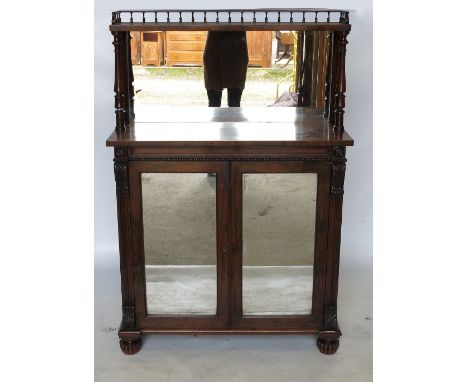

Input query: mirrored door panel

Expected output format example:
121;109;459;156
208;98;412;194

242;173;317;315
142;173;217;315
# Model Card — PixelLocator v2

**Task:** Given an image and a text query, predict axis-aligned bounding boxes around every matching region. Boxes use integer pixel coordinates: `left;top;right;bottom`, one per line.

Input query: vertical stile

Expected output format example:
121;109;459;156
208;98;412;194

167;11;170;23
253;11;256;23
302;12;306;23
324;32;333;118
154;11;158;23
179;11;182;23
228;11;231;22
290;11;293;23
142;12;145;23
327;12;330;22
204;11;207;23
265;11;268;22
216;11;219;23
192;11;195;23
241;11;244;22
315;12;318;23
130;12;133;23
277;11;281;22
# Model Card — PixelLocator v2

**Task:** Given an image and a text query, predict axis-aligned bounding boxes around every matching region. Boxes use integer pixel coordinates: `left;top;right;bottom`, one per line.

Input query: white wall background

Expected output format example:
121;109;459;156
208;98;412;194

94;0;373;267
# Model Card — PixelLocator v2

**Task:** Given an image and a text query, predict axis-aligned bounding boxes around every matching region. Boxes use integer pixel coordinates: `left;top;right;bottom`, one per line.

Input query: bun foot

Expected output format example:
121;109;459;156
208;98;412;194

119;336;142;355
317;337;339;355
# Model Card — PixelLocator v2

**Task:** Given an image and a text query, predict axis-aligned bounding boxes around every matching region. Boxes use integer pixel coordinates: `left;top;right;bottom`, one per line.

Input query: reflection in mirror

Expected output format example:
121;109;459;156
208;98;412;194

242;173;317;315
142;173;217;315
130;30;331;113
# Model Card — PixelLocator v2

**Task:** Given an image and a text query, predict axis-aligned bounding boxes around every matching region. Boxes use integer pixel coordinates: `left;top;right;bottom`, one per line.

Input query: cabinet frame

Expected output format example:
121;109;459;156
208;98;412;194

124;158;336;334
108;7;352;355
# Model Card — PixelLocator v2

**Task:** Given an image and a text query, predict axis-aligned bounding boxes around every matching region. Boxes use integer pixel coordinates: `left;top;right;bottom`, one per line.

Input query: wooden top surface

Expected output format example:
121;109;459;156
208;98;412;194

106;107;354;147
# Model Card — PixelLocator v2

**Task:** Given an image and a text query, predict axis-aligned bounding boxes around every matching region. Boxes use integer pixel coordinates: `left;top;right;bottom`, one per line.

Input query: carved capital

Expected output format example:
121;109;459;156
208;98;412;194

337;30;349;52
331;161;346;195
324;305;338;327
115;146;128;159
114;147;129;195
331;146;346;159
111;31;123;48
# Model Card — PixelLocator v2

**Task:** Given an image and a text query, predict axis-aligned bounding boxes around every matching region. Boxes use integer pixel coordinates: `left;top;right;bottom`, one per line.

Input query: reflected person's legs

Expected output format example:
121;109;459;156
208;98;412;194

227;88;243;107
206;89;222;107
207;88;222;179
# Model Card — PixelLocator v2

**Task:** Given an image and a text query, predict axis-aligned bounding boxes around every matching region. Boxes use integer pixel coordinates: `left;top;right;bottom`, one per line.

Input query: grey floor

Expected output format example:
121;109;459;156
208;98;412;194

95;260;372;382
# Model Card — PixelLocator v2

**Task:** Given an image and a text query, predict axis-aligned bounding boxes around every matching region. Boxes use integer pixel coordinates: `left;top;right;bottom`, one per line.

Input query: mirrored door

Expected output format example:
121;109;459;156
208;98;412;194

231;162;330;328
242;173;317;315
130;161;229;329
142;172;217;315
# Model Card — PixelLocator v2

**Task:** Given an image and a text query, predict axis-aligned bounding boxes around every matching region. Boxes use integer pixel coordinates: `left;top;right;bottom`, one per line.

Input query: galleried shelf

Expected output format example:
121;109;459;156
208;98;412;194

107;8;353;356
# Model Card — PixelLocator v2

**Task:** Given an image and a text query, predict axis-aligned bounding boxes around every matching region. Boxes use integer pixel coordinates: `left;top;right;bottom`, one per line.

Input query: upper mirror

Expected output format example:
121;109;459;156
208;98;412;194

129;30;331;113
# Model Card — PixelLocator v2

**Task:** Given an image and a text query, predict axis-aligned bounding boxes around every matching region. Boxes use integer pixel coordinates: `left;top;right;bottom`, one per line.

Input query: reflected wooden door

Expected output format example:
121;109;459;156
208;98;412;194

247;31;272;68
141;32;164;66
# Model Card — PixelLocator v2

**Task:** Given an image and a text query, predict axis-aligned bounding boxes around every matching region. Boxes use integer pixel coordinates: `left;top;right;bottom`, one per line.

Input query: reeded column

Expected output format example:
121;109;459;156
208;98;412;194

114;146;141;354
317;146;347;355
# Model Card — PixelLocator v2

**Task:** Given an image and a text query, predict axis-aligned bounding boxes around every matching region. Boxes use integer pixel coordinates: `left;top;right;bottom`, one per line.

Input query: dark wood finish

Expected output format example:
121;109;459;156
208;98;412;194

323;32;333;118
317;336;339;355
310;31;320;106
108;8;353;356
110;9;350;32
112;31;126;133
316;146;348;353
300;32;314;107
110;22;351;32
122;32;135;123
113;147;142;352
294;31;304;96
328;31;339;126
230;161;330;330
106;107;353;148
333;31;349;132
315;32;328;108
119;330;142;355
129;161;230;330
109;138;352;355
